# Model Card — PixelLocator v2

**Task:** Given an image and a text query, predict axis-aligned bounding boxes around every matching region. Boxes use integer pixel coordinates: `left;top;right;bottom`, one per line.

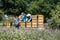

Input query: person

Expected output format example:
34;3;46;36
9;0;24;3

26;13;32;22
21;12;27;22
13;16;21;28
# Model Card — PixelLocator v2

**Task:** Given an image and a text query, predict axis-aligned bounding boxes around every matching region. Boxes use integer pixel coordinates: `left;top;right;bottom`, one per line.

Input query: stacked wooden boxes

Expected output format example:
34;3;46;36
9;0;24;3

32;15;37;27
20;22;26;27
19;15;44;28
26;22;31;27
6;21;10;28
38;15;44;27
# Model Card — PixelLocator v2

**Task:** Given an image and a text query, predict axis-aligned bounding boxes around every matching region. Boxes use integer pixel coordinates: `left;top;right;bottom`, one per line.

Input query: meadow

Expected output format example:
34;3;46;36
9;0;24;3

0;28;60;40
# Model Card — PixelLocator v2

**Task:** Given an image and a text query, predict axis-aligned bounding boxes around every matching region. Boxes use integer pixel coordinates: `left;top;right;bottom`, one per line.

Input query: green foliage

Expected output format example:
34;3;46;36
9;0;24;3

51;5;60;24
0;10;4;21
49;5;60;28
0;0;3;7
27;0;44;14
0;29;60;40
0;0;47;15
0;0;60;28
0;10;4;14
0;0;60;14
0;16;2;21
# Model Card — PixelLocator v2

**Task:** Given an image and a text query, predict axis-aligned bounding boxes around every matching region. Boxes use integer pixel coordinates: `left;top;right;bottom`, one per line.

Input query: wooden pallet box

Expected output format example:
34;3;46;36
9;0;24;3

32;15;37;20
26;22;31;27
20;22;25;27
38;15;44;27
32;23;37;27
6;22;10;28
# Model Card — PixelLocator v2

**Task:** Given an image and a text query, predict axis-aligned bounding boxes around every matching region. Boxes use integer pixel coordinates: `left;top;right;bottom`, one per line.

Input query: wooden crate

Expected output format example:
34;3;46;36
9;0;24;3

38;17;43;19
38;15;44;20
32;15;37;20
38;15;43;17
6;22;10;28
32;15;37;27
32;23;37;27
20;22;25;27
32;20;37;23
38;15;44;27
38;20;43;23
26;22;31;27
38;22;43;24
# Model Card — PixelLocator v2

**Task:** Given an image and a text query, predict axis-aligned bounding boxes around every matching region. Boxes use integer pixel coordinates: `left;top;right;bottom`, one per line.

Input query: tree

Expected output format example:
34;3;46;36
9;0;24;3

0;0;45;15
0;10;4;21
26;0;44;14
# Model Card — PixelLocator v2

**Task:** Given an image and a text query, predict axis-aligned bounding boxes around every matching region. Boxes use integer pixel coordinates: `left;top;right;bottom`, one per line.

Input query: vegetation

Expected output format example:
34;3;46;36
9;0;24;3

0;0;60;28
0;10;4;21
0;0;60;40
0;28;60;40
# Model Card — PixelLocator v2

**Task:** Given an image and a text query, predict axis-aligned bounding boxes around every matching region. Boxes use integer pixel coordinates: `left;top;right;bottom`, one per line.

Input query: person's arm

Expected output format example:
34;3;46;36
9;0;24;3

30;16;32;20
19;19;21;22
28;16;32;22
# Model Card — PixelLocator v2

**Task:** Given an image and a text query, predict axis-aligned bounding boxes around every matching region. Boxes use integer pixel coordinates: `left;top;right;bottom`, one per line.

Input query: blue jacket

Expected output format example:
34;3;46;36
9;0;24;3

22;14;27;22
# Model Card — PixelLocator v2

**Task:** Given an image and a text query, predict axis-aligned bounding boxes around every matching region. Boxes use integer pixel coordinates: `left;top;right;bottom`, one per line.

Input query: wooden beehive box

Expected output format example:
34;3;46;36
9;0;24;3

26;22;31;27
6;14;44;28
38;15;44;27
6;21;10;28
32;15;37;27
20;22;26;27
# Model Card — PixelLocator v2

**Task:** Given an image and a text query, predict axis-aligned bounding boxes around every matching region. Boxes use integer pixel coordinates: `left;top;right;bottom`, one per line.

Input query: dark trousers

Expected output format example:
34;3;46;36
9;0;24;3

15;24;19;28
10;22;12;28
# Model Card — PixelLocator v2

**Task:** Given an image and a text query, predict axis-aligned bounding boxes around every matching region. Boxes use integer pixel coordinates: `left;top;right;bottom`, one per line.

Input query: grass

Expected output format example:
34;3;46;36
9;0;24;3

0;21;15;26
0;28;60;40
0;22;7;26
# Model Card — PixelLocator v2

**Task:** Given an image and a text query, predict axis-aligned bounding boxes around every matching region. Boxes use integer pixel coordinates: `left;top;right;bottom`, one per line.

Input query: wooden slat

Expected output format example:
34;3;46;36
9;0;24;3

32;18;37;20
32;15;37;27
32;15;37;17
38;15;44;20
32;23;37;27
38;15;43;17
38;23;43;24
26;22;31;27
38;15;44;27
32;20;37;23
38;17;43;19
38;18;43;20
20;22;25;27
6;22;10;28
38;20;43;22
32;15;37;20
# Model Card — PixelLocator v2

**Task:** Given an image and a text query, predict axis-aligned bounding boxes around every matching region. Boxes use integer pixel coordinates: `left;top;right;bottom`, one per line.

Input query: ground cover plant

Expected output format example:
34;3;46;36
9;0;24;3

0;28;60;40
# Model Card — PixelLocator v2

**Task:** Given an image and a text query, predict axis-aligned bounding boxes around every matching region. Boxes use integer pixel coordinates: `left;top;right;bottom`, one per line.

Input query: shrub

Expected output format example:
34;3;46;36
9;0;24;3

0;16;3;21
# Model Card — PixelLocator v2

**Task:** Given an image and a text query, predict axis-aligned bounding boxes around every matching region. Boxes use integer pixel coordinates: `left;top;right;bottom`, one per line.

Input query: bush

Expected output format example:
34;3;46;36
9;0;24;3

47;19;60;29
0;16;3;21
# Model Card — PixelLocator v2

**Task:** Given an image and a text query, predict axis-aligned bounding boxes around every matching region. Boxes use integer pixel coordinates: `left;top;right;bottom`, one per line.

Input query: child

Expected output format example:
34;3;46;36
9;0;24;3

26;13;32;22
14;16;21;28
21;12;27;22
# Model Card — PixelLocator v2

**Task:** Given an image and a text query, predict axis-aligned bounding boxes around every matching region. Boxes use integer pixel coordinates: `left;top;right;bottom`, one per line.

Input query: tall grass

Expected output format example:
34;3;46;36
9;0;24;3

0;28;60;40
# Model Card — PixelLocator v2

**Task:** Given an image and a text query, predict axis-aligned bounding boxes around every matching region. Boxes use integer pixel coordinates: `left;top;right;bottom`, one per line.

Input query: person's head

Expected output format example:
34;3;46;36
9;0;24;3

14;16;18;19
21;12;24;15
27;14;31;17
